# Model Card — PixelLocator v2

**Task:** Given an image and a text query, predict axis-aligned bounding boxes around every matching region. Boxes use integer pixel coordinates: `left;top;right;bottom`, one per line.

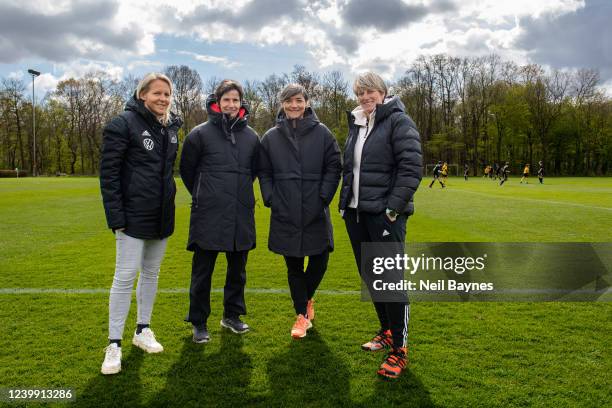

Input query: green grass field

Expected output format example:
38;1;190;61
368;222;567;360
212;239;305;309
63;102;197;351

0;176;610;407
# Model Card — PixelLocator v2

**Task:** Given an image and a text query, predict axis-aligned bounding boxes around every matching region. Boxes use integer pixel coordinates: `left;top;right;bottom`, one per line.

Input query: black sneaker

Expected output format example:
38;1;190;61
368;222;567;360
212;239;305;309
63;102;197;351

220;317;250;334
192;324;210;343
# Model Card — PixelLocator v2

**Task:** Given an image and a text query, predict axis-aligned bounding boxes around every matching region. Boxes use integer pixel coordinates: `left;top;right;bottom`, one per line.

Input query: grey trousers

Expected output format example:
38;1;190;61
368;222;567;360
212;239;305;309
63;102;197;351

108;231;168;340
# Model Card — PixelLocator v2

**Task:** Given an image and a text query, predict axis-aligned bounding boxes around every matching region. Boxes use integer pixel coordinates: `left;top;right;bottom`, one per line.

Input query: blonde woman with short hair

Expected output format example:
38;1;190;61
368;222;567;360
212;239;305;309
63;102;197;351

339;71;422;379
99;73;182;374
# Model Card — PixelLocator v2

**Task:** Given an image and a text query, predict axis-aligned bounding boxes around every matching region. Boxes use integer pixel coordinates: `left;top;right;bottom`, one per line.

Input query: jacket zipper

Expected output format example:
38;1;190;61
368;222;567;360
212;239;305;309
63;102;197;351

159;127;169;238
194;172;202;208
355;117;378;223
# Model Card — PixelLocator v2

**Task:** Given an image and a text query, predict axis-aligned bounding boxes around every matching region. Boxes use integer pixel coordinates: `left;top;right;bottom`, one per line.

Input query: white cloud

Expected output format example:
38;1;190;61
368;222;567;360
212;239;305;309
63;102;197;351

126;60;164;71
2;0;607;83
56;60;124;81
8;70;24;80
177;51;240;68
34;73;60;100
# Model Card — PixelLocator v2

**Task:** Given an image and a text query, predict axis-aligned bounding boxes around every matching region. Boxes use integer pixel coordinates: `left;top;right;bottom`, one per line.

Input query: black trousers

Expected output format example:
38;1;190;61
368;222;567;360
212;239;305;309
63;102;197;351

343;208;410;348
429;174;444;187
284;251;329;316
186;248;248;326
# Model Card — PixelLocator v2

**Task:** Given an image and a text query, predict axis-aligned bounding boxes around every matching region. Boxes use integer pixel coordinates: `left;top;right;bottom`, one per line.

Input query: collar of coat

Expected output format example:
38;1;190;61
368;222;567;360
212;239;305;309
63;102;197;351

275;106;320;138
205;93;249;133
351;105;376;127
125;94;182;129
346;95;406;128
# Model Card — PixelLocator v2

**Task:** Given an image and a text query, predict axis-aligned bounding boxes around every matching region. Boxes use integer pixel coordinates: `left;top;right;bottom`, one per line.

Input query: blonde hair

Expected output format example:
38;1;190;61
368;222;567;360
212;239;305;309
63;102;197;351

136;73;173;125
353;72;387;97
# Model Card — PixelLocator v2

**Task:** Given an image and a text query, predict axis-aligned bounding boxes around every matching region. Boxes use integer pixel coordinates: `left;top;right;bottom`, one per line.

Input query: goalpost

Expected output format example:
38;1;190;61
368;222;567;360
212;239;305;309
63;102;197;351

424;163;460;176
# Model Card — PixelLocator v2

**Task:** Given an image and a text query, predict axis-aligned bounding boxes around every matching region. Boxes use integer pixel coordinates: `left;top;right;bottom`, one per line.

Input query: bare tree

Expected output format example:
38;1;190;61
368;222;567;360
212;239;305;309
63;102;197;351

1;78;27;171
164;65;203;132
258;74;288;129
320;70;349;130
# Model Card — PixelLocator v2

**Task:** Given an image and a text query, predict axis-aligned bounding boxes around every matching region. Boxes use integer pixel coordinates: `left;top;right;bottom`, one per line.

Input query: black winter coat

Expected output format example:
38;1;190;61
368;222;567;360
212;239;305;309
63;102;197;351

100;96;182;239
259;107;342;257
180;95;259;252
339;96;422;215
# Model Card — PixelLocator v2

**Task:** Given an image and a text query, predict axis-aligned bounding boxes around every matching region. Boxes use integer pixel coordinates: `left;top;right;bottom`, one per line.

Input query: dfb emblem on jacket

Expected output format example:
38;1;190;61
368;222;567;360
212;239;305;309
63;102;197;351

143;138;154;150
170;132;178;144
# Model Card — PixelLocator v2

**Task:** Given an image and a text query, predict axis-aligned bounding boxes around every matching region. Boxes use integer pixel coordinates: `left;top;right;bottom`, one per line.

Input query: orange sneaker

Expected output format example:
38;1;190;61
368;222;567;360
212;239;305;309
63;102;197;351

361;329;393;351
306;299;315;321
377;347;408;380
291;314;312;339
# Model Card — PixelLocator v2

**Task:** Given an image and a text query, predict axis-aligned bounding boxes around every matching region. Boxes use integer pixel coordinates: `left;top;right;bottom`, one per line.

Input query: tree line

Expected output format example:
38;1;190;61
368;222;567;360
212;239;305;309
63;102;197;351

1;54;610;177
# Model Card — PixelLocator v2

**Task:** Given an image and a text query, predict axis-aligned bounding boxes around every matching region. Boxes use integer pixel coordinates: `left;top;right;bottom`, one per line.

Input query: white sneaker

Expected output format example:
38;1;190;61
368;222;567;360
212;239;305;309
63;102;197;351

101;343;122;375
132;328;164;353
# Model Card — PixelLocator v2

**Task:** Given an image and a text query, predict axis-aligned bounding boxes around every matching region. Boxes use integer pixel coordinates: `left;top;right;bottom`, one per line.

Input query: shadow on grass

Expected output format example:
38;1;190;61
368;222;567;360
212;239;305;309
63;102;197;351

150;330;253;407
359;364;435;408
74;348;145;407
266;328;351;407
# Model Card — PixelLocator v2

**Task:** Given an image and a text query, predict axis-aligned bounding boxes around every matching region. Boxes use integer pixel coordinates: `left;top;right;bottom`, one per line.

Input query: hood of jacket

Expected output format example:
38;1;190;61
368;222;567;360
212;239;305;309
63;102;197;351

275;106;320;139
126;93;181;128
205;93;249;138
346;95;405;128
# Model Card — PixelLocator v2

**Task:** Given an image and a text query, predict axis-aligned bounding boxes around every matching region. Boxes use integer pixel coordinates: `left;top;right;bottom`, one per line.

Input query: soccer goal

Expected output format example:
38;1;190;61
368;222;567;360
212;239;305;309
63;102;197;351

424;163;460;176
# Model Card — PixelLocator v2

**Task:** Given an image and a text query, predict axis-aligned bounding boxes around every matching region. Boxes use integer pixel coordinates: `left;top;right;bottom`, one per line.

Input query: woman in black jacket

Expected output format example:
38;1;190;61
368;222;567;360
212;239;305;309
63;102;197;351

259;83;341;339
99;73;182;375
180;80;259;343
339;72;422;379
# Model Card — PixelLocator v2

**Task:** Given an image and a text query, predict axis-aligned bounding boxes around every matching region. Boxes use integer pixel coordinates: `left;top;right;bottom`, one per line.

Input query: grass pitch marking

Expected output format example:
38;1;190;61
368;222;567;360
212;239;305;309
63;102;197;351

0;287;361;295
451;188;612;211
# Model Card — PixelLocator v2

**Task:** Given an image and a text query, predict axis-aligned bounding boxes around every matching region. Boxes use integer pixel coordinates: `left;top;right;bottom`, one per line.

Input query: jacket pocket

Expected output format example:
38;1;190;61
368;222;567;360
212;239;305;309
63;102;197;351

271;182;290;222
237;176;255;209
193;172;203;208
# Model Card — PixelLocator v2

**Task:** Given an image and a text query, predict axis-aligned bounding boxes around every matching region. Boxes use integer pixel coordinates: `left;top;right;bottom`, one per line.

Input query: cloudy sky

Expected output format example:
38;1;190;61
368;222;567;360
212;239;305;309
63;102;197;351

1;0;610;97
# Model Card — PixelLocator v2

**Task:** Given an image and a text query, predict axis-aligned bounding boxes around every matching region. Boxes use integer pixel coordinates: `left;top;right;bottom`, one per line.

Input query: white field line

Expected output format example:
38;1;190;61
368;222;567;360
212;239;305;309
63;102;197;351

0;288;610;296
451;188;612;211
0;288;361;295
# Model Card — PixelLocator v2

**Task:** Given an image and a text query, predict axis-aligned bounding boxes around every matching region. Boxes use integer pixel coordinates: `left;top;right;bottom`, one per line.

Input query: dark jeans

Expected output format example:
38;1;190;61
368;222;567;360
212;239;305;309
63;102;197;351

186;248;248;326
284;251;329;316
343;208;410;348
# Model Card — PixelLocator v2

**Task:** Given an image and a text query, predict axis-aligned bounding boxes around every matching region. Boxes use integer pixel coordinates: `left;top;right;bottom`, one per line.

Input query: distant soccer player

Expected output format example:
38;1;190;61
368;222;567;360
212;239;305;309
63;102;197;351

464;163;469;181
492;162;499;179
520;164;530;184
499;162;510;186
429;161;445;188
441;161;449;183
495;163;502;179
483;165;489;178
538;161;544;184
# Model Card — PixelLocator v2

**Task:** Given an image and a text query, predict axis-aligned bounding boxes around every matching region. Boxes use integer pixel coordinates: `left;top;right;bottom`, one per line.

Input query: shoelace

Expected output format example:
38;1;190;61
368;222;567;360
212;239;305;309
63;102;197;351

227;318;245;329
139;330;159;345
372;329;390;343
141;329;156;338
384;350;406;367
104;345;120;358
295;316;309;329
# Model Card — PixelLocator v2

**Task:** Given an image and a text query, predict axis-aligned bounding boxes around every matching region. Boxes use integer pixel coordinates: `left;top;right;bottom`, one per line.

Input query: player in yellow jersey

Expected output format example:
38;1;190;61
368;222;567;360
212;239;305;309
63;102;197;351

520;164;530;184
441;162;448;183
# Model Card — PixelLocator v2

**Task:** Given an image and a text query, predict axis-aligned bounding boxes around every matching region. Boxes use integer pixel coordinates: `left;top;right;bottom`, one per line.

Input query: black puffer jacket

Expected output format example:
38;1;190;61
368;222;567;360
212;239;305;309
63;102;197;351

259;107;341;257
100;95;182;239
339;96;422;214
180;94;259;252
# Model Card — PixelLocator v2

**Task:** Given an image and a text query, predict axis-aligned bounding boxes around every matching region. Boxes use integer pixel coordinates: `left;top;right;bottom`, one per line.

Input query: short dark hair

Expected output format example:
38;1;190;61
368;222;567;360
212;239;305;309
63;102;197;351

280;83;309;103
215;79;244;102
